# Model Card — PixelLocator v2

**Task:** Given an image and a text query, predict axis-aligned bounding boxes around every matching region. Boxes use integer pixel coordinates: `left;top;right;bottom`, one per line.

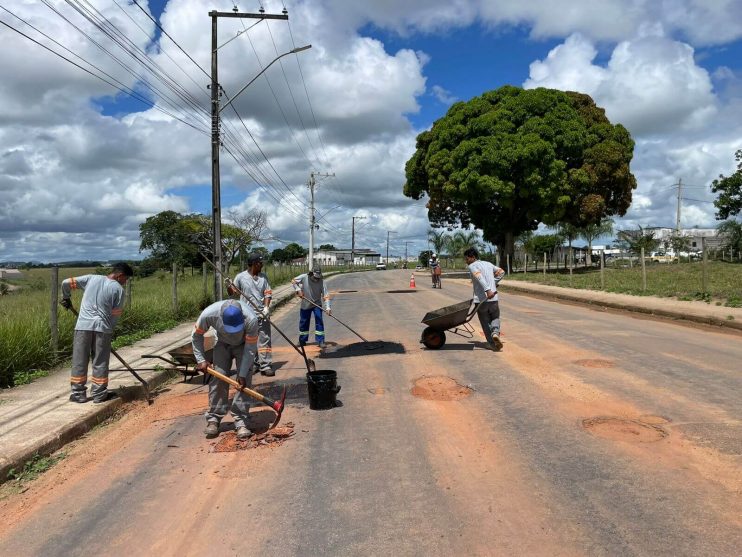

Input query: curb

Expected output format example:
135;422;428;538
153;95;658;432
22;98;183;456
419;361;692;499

500;282;742;333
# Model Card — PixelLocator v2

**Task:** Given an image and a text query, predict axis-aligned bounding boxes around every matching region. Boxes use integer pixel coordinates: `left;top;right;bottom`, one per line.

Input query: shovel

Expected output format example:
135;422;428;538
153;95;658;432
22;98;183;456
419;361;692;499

302;297;383;350
203;366;286;429
63;304;153;404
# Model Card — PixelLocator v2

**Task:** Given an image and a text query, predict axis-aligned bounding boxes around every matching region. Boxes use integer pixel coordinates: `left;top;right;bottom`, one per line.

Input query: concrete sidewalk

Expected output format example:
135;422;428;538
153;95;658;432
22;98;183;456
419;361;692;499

0;282;299;482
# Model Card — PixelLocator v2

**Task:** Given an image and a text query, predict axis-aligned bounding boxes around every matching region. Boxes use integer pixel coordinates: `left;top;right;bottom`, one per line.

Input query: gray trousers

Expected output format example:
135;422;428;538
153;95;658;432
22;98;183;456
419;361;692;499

206;341;251;428
70;329;112;401
256;318;272;373
476;300;501;344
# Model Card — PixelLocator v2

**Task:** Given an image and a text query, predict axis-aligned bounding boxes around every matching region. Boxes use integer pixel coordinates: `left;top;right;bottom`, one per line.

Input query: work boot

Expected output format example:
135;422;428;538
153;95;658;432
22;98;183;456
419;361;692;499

204;422;219;438
93;391;119;404
490;334;503;351
236;426;252;440
69;392;88;404
318;341;326;349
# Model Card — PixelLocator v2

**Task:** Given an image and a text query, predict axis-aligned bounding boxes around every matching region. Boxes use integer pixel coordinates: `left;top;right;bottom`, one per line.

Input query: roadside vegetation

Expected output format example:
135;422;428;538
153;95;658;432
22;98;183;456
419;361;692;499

504;260;742;307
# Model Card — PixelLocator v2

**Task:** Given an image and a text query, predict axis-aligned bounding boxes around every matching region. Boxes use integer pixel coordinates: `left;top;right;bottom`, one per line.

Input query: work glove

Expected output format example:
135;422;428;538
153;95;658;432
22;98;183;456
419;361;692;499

60;298;73;310
296;291;304;298
262;306;270;318
326;309;332;316
196;361;211;373
238;375;247;387
226;284;237;296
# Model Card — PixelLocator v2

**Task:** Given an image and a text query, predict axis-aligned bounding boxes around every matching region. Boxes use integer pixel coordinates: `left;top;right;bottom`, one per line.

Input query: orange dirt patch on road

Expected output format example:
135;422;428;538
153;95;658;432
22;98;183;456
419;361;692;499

582;416;668;443
211;423;295;453
411;376;472;401
574;358;615;368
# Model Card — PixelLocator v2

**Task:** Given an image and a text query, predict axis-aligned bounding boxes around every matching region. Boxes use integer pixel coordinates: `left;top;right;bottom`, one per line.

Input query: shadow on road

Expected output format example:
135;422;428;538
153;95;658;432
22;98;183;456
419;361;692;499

319;341;405;359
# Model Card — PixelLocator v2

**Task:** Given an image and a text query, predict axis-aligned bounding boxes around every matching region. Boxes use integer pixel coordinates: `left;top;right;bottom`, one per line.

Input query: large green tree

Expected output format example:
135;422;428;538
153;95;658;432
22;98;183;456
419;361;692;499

404;86;637;260
712;149;742;219
139;211;202;268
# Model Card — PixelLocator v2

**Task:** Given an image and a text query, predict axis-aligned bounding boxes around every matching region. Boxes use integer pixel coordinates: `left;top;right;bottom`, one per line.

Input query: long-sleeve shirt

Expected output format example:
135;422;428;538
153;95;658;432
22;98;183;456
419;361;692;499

468;260;505;303
292;273;331;311
233;271;272;310
61;274;124;333
191;300;259;378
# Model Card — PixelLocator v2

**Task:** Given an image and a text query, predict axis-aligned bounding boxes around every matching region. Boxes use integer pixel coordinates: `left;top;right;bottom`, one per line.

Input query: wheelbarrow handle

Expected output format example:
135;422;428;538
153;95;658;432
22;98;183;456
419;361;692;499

204;366;286;429
464;300;487;322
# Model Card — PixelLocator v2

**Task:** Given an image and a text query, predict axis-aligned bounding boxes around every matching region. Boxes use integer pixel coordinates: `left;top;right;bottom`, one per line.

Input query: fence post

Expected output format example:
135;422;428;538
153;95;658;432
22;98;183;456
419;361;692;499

202;262;208;301
50;266;59;355
543;253;547;277
172;262;178;312
506;254;511;275
524;253;527;274
702;237;708;293
600;249;605;290
569;246;573;279
126;279;132;307
640;247;647;291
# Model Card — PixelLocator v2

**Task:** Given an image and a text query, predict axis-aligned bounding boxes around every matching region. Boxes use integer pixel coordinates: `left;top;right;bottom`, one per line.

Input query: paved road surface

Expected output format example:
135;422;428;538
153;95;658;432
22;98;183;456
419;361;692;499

1;270;740;556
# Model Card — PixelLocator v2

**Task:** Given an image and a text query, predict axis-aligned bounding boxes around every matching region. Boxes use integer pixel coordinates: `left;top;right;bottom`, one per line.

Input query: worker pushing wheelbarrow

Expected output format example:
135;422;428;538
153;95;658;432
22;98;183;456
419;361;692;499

419;299;485;349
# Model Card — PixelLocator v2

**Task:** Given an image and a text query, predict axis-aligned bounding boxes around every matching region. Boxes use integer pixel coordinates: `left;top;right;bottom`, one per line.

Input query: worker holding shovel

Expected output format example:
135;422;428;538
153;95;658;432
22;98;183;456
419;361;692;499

61;262;133;404
230;252;274;376
192;299;259;439
292;268;331;348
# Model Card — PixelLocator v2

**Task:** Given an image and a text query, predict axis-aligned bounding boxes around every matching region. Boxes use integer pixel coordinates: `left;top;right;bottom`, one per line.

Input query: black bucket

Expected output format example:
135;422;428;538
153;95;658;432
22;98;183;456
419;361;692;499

307;370;341;410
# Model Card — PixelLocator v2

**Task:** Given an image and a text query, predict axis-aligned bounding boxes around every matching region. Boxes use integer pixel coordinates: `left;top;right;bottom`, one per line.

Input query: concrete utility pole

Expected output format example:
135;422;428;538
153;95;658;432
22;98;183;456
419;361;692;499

307;171;334;271
675;177;683;233
351;216;366;267
404;241;412;263
210;7;288;299
386;231;397;264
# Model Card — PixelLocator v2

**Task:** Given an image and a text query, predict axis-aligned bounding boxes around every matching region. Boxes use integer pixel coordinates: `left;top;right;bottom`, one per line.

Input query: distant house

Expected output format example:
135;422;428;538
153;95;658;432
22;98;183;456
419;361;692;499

311;248;381;266
645;227;723;251
0;268;24;279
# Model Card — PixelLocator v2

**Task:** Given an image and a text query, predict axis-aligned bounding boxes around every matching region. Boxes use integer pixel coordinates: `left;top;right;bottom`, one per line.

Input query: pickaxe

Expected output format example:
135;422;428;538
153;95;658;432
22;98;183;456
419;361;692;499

203;366;286;429
62;304;153;404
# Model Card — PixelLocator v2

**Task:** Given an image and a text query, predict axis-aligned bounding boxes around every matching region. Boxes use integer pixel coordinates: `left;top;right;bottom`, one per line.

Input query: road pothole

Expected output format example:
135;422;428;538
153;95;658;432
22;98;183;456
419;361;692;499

411;376;472;401
574;358;615;368
639;414;672;425
211;423;295;452
582;417;667;443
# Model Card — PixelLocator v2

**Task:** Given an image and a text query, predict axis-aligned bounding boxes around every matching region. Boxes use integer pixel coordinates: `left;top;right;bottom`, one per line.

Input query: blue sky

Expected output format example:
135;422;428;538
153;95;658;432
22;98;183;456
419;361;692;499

2;0;742;262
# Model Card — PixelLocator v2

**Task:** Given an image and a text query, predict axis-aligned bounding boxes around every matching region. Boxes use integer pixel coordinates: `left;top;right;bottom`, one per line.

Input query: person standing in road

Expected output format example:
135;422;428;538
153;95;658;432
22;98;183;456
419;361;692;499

61;262;134;404
429;253;442;288
231;252;274;376
464;247;505;351
192;299;260;439
292;267;331;348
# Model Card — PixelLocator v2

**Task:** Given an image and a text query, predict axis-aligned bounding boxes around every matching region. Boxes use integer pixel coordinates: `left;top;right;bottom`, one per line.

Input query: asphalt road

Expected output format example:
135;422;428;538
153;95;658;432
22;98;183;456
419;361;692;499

1;269;740;556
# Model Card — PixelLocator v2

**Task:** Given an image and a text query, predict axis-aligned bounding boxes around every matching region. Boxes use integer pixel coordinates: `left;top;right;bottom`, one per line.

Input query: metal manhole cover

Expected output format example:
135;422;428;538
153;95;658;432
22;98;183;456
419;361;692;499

411;376;472;401
582;417;667;443
574;359;615;368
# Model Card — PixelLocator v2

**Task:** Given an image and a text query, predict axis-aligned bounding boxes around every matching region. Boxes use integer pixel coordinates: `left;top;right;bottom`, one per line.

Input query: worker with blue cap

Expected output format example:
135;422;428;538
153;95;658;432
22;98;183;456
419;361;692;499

192;299;259;439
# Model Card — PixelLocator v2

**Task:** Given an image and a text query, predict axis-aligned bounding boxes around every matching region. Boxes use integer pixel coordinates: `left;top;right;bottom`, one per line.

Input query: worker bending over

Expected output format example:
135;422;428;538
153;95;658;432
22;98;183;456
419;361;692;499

192;300;259;439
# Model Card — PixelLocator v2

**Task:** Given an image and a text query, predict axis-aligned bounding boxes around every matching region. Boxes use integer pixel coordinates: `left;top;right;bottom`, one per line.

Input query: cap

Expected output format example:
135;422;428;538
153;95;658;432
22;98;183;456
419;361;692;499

311;268;322;278
432;253;437;258
247;252;263;266
222;302;245;334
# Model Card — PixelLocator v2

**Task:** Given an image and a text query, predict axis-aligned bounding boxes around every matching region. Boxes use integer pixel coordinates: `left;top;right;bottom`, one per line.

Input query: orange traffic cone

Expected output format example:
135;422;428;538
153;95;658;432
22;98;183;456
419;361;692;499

409;273;416;288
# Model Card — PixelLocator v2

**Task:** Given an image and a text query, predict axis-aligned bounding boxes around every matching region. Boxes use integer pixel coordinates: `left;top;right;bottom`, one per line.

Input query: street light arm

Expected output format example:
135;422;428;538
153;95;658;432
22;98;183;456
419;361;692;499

219;45;311;113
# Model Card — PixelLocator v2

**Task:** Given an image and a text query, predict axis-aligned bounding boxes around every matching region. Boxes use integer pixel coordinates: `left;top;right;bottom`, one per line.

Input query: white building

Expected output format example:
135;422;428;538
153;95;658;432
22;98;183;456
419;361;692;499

0;268;24;279
645;227;723;251
311;249;382;266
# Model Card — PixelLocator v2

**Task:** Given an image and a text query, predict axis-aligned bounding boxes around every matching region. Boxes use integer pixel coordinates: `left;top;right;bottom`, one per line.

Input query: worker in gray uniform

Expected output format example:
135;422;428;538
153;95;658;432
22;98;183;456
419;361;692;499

464;247;505;351
231;252;274;376
292;268;331;348
192;299;259;439
61;262;134;403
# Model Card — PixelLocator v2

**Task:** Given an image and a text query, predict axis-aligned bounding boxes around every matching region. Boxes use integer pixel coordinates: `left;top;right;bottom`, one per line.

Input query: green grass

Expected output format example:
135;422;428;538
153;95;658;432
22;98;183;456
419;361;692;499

505;260;742;305
5;452;66;483
0;264;371;388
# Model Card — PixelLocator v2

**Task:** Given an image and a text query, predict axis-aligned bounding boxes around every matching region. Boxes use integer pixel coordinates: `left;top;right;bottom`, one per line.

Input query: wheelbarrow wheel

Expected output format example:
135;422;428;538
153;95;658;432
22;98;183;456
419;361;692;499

421;327;446;349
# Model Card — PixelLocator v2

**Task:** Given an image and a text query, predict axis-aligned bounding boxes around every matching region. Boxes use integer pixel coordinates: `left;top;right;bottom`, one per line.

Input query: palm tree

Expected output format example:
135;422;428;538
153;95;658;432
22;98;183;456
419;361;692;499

448;229;482;268
428;229;449;257
579;218;614;266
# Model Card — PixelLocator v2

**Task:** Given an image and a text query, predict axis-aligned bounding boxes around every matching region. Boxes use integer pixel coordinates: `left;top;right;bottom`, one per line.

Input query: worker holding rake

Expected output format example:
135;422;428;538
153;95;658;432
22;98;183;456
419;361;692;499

192;299;259;439
61;262;133;404
292;267;331;348
231;251;274;376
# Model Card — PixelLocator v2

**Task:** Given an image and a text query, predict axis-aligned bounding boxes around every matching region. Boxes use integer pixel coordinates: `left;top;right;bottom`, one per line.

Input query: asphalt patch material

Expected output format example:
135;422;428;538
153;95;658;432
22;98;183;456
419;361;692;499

411;376;472;401
211;422;295;453
319;341;405;358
